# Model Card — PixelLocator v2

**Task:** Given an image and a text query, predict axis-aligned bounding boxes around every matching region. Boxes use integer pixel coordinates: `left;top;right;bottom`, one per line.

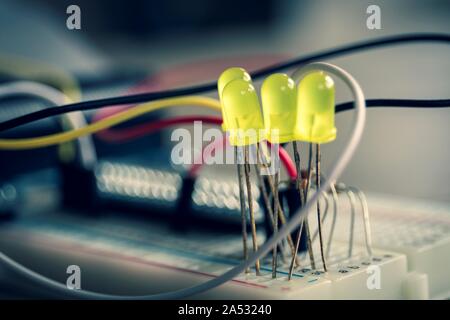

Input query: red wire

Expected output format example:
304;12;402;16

96;115;222;143
97;114;297;179
189;135;228;177
188;137;297;179
273;142;297;180
91;54;290;141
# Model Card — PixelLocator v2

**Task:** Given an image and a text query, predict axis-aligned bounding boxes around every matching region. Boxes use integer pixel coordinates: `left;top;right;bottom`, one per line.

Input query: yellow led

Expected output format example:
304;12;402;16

221;78;265;146
261;73;297;143
295;71;336;143
217;67;252;131
218;67;251;98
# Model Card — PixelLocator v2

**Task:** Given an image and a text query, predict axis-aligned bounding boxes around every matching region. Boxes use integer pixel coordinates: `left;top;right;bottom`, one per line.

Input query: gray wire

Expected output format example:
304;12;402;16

325;183;339;258
345;189;357;258
0;81;97;167
311;191;330;241
348;186;373;257
0;62;366;299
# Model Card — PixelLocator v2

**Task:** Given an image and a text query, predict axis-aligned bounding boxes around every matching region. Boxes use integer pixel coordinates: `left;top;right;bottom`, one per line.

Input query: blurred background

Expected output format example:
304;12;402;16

0;0;449;299
1;0;448;201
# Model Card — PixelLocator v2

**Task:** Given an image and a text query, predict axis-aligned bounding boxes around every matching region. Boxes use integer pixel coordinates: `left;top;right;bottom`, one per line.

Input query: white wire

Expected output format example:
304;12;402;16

345;189;357;258
0;62;366;299
0;81;97;167
326;183;339;258
348;186;373;257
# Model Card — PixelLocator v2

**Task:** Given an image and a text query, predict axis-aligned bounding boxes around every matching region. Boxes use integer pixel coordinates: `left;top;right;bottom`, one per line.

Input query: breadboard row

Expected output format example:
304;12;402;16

0;211;429;299
307;193;450;298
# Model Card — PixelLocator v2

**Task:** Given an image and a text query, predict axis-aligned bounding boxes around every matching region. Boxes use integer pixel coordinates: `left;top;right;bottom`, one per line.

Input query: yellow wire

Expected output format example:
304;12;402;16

0;96;221;150
0;54;83;160
0;54;81;102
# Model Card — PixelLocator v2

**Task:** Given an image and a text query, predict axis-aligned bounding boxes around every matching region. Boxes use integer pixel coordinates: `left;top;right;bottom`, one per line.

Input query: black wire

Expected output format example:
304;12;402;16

0;33;449;132
336;99;450;113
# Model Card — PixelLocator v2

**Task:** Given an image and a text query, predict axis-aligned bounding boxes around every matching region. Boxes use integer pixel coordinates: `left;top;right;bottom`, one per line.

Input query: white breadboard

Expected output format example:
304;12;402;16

309;193;450;299
0;212;428;300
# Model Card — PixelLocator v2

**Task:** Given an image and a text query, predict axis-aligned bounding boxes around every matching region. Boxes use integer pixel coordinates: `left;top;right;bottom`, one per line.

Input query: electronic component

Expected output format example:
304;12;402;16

219;68;268;274
327;195;450;298
95;160;264;227
0;34;448;300
221;80;264;146
217;67;251;131
296;71;336;143
260;73;300;277
0;210;431;299
261;73;297;143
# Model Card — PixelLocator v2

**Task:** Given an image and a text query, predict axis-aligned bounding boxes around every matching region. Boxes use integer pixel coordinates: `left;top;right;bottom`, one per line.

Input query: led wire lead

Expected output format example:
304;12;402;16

235;147;249;272
264;173;299;265
255;144;288;259
271;171;280;278
244;146;260;275
254;142;299;263
254;145;284;275
288;141;305;280
279;195;290;264
289;142;316;277
311;191;330;242
307;176;337;259
254;149;281;272
303;143;316;269
315;144;327;271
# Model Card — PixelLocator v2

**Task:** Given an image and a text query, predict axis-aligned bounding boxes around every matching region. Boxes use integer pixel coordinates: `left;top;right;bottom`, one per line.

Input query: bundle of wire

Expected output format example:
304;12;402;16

91;53;290;142
0;33;449;299
0;81;96;166
0;61;366;299
0;33;449;134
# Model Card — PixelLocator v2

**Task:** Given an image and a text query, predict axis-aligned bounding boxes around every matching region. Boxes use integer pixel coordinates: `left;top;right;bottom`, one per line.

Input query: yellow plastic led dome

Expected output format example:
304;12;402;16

296;71;336;143
261;73;297;143
217;67;252;131
221;78;265;146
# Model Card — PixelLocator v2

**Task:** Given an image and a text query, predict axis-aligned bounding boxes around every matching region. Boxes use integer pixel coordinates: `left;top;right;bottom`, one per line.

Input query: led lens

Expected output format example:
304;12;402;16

218;67;252;131
261;73;297;143
221;79;265;146
296;71;336;143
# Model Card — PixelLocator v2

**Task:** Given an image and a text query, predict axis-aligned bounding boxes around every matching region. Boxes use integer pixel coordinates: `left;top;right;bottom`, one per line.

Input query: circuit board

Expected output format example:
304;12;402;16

0;187;447;299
